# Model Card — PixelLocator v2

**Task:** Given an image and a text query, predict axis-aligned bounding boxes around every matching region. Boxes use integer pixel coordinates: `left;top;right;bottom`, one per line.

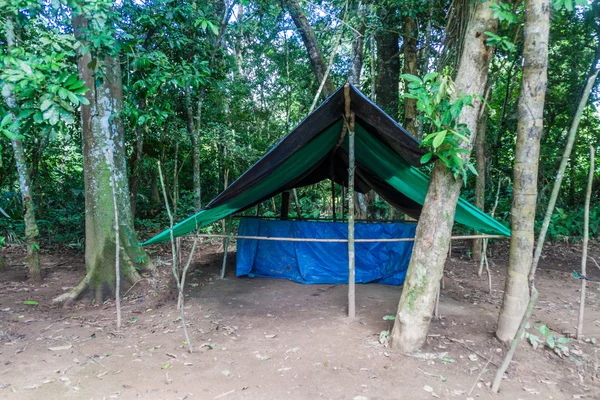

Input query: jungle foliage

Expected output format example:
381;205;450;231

0;0;599;249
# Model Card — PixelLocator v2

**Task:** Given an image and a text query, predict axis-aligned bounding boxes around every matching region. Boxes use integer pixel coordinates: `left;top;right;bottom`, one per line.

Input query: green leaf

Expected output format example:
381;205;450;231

546;335;556;349
432;130;447;148
423;72;438;82
77;95;90;106
420;153;433;164
400;73;422;83
161;362;171;369
0;114;12;129
557;337;570;344
538;325;550;337
64;74;79;87
40;99;53;112
382;315;396;320
66;91;80;105
23;300;38;305
58;88;69;100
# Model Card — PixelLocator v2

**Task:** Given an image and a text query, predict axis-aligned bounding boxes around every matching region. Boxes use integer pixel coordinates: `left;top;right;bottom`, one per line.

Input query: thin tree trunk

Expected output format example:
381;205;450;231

577;145;594;340
390;1;497;352
129;99;146;218
285;0;335;97
55;11;154;304
348;2;365;86
1;17;41;282
494;55;596;396
375;11;400;119
496;0;551;342
403;15;418;136
472;98;488;261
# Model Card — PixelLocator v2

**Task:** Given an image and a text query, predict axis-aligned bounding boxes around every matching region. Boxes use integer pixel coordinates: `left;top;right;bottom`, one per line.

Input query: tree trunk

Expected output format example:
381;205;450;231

471;101;488;261
55;12;154;304
1;17;41;282
129;98;146;218
403;15;418;136
285;0;335;97
349;2;365;86
185;92;202;212
390;1;497;352
375;13;400;119
496;0;550;343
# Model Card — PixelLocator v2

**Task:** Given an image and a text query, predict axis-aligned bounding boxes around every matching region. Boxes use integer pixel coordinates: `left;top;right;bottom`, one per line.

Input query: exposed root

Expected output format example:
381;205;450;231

53;273;91;305
52;265;144;306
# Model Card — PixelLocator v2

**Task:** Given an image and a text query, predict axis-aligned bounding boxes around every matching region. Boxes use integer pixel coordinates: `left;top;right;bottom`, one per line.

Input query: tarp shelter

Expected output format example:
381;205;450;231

237;218;417;285
144;83;510;246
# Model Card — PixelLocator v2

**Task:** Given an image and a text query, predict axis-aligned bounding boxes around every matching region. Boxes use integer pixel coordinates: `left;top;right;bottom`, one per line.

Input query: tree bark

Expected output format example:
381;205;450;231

285;0;335;97
496;0;550;342
472;100;488;261
375;11;400;119
129;98;146;218
1;17;41;282
185;91;202;212
390;1;497;352
403;15;418;136
55;12;154;304
349;2;365;86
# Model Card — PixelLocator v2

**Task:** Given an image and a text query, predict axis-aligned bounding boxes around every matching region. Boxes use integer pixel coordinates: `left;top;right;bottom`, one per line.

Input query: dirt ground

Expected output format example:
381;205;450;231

1;240;600;400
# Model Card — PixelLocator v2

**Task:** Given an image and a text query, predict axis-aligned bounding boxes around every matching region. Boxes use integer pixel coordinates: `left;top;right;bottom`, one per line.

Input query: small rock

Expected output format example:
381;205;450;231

423;385;434;393
468;354;478;362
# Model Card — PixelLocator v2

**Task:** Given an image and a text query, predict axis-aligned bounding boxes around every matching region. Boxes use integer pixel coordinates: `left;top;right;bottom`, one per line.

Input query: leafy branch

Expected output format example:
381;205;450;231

401;72;477;184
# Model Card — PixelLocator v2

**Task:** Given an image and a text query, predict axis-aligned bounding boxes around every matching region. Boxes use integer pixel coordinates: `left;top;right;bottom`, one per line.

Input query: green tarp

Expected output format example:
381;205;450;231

143;84;509;246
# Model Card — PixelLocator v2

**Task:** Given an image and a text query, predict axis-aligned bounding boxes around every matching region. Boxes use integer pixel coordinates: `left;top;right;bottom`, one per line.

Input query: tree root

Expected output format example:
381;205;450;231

53;273;91;305
53;266;144;306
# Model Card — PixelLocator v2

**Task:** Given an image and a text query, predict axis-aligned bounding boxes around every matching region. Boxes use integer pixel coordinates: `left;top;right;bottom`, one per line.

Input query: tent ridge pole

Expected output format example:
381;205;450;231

345;83;356;319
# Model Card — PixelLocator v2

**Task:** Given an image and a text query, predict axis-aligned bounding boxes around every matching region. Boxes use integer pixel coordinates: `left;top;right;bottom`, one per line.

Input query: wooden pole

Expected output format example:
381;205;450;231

345;83;356;319
180;233;507;243
281;191;290;220
577;145;595;339
221;236;230;279
331;178;336;221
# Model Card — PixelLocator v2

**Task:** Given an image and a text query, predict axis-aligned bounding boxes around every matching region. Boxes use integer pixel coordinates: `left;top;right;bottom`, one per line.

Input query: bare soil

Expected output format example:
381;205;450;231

1;240;600;400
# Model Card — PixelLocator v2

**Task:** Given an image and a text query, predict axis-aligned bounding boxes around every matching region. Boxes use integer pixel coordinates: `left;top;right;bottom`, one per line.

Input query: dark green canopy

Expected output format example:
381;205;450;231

144;84;509;246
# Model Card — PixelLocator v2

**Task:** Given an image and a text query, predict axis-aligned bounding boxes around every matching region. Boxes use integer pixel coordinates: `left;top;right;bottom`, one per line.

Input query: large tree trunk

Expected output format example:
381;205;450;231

390;1;497;352
285;0;335;97
403;15;418;137
496;0;550;342
55;12;154;304
2;17;41;281
375;12;400;119
471;100;488;261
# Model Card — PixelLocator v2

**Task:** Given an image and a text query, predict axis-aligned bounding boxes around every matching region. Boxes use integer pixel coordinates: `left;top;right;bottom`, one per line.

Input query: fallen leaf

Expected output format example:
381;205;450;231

23;301;38;306
161;362;171;369
264;334;277;339
221;370;230;377
48;344;72;352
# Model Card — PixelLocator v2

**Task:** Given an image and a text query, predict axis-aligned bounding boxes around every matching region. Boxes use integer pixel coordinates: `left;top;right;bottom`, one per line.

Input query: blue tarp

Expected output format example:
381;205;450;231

236;218;417;286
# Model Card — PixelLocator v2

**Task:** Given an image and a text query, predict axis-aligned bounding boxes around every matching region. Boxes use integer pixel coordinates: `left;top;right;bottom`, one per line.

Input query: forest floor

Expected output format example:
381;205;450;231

1;240;600;400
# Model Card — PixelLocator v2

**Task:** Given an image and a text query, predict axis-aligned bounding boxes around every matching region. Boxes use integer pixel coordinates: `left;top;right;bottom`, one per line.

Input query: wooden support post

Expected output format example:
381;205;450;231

331;178;336;222
176;237;182;276
281;191;290;220
345;84;356;319
221;236;230;279
255;203;261;217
